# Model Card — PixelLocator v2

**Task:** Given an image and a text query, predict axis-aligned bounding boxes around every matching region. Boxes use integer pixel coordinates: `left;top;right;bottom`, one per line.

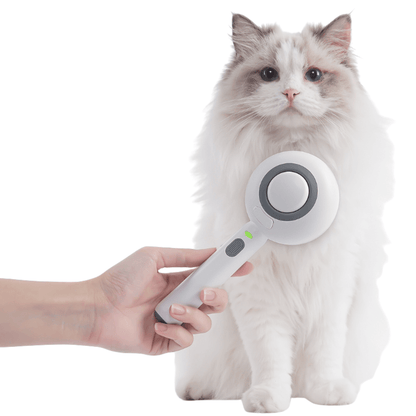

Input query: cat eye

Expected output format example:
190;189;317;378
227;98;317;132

260;67;279;82
305;68;323;82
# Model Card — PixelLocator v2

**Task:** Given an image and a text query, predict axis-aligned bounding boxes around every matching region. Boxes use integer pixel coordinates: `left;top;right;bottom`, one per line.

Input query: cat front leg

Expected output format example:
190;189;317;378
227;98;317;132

301;272;358;405
229;281;294;413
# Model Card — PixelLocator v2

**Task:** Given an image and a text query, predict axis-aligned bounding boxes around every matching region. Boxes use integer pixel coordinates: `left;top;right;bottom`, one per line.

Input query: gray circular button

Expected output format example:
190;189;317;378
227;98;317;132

259;163;318;222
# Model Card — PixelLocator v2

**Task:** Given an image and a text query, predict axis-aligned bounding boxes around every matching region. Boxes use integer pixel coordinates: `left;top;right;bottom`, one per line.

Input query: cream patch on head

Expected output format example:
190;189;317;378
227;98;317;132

254;36;331;122
278;38;305;76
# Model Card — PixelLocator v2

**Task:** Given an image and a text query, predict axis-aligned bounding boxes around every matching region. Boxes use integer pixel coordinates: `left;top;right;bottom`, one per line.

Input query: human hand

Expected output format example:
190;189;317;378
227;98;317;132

88;247;253;355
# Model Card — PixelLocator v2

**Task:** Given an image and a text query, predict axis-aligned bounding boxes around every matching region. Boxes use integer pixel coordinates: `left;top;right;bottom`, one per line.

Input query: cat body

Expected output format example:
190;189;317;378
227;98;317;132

175;14;393;412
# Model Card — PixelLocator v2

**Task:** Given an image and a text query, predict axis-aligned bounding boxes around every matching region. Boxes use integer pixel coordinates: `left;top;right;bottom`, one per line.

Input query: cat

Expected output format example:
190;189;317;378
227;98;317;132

175;13;394;413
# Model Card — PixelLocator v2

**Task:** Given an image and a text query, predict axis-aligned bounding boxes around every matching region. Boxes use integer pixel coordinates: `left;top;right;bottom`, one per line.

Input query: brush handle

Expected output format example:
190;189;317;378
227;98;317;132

154;221;268;325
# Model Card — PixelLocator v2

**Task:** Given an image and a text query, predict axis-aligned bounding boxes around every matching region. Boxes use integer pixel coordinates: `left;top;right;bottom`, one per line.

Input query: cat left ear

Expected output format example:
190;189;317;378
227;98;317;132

232;14;264;59
318;14;351;57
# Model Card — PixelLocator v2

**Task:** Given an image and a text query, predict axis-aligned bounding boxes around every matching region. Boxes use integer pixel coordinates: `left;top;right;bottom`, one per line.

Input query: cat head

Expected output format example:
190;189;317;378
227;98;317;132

220;14;359;131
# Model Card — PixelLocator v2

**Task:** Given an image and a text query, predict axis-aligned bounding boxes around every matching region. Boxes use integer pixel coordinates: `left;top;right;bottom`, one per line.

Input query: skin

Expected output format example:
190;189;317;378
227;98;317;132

0;246;253;355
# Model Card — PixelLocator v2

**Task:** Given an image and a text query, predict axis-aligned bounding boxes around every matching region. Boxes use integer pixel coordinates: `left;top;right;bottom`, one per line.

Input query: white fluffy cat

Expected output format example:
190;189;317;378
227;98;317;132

175;14;393;413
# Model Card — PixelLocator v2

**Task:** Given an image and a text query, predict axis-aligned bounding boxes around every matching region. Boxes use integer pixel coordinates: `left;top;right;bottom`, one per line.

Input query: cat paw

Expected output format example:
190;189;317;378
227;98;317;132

176;382;213;401
242;384;291;413
304;378;358;405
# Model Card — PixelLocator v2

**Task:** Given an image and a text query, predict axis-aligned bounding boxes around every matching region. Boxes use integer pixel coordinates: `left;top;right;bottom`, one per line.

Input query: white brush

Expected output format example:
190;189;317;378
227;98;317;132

155;151;339;325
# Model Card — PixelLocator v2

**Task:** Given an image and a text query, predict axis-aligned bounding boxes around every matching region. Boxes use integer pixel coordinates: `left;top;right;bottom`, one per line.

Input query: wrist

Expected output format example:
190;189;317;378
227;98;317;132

61;279;99;346
85;273;127;350
30;280;98;347
84;276;112;348
0;279;98;348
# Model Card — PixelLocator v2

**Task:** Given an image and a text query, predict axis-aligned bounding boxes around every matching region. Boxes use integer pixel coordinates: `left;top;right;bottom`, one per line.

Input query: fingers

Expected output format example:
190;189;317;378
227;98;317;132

233;261;254;277
143;246;254;278
159;267;196;286
153;303;212;353
143;246;216;270
198;287;228;314
153;287;229;352
173;303;213;334
154;285;227;331
161;261;254;287
154;322;193;353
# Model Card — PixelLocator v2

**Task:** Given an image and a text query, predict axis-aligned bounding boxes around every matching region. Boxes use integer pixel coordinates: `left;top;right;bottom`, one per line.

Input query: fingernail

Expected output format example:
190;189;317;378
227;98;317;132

203;289;216;301
171;304;186;315
155;323;167;332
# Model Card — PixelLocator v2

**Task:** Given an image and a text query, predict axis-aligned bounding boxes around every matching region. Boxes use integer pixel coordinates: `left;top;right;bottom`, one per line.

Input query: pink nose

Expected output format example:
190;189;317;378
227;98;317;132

283;89;300;105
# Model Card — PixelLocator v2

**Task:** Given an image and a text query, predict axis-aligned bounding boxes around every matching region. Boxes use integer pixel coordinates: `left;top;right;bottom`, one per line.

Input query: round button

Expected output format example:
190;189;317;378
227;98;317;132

267;171;309;213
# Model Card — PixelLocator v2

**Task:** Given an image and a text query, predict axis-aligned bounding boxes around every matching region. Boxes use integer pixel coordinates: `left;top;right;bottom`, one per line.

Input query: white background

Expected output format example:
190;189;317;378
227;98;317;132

0;1;414;415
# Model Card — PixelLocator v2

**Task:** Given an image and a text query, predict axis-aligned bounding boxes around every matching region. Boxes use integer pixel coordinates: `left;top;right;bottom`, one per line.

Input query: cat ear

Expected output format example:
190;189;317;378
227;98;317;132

318;14;351;57
232;14;264;59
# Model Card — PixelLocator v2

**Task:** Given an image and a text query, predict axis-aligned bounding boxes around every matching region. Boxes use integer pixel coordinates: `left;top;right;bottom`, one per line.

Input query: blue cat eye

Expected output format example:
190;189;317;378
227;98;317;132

260;67;279;82
305;68;322;82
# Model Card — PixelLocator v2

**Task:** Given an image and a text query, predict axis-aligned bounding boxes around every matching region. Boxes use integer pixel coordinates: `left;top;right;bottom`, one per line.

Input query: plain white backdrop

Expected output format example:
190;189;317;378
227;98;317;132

0;1;414;415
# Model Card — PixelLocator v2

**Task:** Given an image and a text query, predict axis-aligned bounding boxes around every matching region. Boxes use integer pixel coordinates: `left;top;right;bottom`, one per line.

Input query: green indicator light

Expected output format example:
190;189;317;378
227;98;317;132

245;231;253;239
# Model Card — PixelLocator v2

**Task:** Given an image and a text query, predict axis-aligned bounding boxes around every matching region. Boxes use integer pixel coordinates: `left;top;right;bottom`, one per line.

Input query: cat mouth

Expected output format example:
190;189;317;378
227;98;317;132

283;106;302;115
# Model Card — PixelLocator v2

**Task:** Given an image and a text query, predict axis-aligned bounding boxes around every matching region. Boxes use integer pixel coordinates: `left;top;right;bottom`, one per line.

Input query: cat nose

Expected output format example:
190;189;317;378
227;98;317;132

283;89;300;105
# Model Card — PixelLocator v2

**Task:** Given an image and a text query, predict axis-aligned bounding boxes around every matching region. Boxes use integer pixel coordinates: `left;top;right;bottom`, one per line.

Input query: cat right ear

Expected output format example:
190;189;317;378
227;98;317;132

232;14;264;59
317;14;352;58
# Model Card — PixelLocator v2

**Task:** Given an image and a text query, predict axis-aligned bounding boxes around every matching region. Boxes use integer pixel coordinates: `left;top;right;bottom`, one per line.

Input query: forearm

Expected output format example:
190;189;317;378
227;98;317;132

0;279;96;347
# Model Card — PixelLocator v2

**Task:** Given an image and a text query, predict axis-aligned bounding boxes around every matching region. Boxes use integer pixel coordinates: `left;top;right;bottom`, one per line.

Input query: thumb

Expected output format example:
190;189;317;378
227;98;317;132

152;247;217;270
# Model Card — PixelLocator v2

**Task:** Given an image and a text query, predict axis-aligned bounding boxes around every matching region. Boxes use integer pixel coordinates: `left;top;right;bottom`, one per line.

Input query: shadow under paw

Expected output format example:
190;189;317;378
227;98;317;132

184;390;214;401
